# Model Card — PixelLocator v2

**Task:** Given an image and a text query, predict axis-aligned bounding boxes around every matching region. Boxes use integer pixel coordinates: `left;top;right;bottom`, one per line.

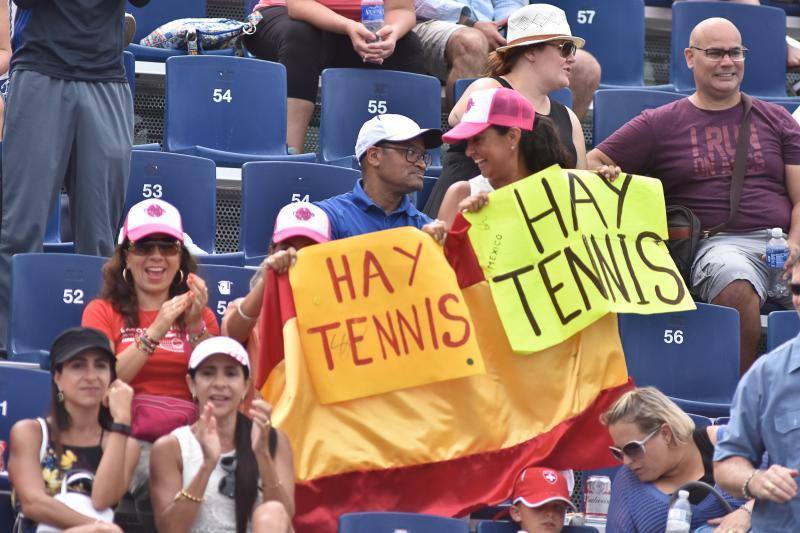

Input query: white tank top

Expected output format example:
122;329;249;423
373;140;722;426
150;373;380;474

172;425;260;533
468;175;494;196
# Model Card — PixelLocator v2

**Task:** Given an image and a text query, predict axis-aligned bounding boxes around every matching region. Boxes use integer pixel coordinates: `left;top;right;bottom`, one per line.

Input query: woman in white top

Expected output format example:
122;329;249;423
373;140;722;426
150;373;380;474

149;336;295;533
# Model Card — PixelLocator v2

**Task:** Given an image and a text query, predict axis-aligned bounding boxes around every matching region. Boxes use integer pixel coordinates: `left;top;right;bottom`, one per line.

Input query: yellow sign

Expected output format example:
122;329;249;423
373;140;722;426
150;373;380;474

464;165;695;354
290;227;485;404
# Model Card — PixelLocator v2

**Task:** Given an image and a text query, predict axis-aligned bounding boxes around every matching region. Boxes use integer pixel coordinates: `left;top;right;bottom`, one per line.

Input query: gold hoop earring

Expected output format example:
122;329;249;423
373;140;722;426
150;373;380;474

57;390;64;402
122;268;131;283
174;270;185;285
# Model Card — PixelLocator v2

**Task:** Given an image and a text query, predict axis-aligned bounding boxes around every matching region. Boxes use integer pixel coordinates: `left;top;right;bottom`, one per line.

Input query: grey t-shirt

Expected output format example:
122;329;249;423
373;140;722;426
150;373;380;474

11;0;149;82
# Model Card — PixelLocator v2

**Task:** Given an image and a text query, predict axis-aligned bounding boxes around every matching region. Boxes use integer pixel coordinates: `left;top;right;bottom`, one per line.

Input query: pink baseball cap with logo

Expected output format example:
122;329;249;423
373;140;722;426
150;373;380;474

511;467;576;510
121;199;184;243
272;202;331;245
443;88;536;144
189;336;250;371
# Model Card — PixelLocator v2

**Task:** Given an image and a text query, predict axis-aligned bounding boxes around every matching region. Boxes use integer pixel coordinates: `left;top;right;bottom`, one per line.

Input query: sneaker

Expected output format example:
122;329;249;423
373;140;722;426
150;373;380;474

124;13;137;47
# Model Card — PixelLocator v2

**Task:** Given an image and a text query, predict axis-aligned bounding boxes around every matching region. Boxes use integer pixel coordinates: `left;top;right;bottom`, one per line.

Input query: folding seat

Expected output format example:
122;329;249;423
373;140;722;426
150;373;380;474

339;512;470;532
767;310;800;351
592;88;683;145
197;264;257;324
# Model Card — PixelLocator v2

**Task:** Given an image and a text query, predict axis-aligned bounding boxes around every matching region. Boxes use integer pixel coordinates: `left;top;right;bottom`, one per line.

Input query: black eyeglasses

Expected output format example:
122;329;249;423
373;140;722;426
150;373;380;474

218;456;237;498
789;282;800;296
549;41;577;58
127;239;182;257
689;46;748;62
377;143;433;167
609;427;661;463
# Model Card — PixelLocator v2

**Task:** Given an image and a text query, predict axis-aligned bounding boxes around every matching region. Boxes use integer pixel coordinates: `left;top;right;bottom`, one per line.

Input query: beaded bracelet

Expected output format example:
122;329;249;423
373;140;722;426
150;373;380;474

135;332;157;356
743;469;760;500
188;325;208;344
176;489;204;503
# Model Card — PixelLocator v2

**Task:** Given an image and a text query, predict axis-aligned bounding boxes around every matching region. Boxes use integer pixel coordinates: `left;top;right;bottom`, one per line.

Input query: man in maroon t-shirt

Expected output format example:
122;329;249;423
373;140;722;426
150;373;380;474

587;17;800;372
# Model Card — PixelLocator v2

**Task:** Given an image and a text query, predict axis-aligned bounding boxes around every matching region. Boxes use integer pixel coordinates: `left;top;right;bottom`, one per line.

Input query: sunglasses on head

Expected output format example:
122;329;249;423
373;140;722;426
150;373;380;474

549;41;577;58
609;426;661;463
218;456;237;498
127;239;182;257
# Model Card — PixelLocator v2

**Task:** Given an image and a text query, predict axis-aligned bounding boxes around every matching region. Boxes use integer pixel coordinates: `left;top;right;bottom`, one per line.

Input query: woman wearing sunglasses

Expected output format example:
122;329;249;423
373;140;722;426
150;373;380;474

423;3;589;217
600;387;749;533
149;336;294;533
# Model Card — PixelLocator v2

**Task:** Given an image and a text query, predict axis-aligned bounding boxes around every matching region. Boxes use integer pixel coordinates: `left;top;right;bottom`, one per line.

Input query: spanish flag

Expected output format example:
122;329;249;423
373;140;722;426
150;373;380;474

259;220;631;532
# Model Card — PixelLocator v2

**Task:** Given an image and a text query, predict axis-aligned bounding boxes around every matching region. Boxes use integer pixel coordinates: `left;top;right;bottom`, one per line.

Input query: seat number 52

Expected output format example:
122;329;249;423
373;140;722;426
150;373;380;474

663;329;684;344
212;89;233;103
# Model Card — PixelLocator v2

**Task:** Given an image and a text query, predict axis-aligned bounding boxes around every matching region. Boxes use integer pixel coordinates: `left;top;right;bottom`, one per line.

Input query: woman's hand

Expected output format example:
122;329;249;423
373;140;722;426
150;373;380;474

368;24;399;60
104;380;134;426
150;293;192;340
193;403;221;468
458;191;489;214
421;219;447;245
594;164;621;182
249;399;274;458
346;20;382;63
265;248;298;275
185;273;209;327
707;506;751;532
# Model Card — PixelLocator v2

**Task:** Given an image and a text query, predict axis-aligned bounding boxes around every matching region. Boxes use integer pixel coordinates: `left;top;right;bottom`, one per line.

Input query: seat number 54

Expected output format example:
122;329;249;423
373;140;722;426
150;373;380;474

212;89;233;103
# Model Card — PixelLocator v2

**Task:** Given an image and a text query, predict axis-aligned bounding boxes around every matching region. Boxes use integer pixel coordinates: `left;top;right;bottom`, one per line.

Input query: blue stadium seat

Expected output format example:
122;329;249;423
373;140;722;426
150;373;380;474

319;69;442;169
767;310;800;351
762;0;800;16
339;512;469;532
197;264;256;324
618;303;740;418
240;162;359;264
689;413;712;428
8;254;105;366
453;78;573;109
164;56;315;167
124;50;136;100
670;1;787;97
553;0;645;87
592;89;683;145
415;176;438;210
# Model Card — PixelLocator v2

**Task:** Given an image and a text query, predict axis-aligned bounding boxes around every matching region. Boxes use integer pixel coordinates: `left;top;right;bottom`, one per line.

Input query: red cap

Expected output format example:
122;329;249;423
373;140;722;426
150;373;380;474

511;467;576;510
443;88;535;144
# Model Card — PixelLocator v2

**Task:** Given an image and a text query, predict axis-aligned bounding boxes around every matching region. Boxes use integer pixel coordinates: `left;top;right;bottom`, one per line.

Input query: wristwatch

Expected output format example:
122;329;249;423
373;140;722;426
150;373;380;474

108;422;132;436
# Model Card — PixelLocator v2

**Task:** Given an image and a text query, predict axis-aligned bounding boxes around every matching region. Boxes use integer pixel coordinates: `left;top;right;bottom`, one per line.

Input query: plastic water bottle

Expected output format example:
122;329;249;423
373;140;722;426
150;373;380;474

361;0;384;37
766;227;790;299
665;490;692;533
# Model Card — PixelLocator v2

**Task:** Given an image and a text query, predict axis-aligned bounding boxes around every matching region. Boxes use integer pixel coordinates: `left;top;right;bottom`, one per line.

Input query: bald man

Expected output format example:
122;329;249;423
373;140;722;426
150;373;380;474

588;18;800;373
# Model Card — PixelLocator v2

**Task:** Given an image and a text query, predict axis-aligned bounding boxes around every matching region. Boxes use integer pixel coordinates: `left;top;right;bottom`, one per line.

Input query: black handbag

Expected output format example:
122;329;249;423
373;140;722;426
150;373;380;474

665;93;753;284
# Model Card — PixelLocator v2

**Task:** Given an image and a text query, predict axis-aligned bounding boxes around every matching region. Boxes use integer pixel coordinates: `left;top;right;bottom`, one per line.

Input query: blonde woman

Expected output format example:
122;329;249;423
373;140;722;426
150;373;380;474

600;387;749;533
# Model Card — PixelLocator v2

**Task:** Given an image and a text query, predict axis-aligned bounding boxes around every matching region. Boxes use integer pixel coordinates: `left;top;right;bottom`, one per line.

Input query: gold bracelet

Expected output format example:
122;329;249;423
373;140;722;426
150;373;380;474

176;488;204;503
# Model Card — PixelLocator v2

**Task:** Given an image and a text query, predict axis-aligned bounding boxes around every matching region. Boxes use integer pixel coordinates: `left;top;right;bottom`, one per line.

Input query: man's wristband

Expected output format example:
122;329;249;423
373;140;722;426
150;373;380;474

743;469;759;500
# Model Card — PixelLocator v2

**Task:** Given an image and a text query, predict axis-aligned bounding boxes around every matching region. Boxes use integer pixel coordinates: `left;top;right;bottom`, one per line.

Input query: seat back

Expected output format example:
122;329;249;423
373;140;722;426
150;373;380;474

320;69;442;164
553;0;645;86
339;512;470;532
126;151;217;252
0;362;52;444
670;1;786;96
767;310;800;351
239;162;359;260
126;0;207;42
164;56;290;157
124;50;136;100
453;79;572;109
197;265;257;324
618;303;740;405
8;254;105;363
592;89;683;145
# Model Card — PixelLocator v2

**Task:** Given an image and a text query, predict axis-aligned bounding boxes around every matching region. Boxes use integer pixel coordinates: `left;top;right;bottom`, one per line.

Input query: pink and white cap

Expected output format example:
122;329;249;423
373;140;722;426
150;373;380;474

272;202;331;245
189;336;250;371
121;199;184;243
442;88;535;144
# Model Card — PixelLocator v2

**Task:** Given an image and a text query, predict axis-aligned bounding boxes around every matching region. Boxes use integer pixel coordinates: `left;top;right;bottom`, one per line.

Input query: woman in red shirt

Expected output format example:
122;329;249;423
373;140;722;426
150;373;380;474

243;0;425;154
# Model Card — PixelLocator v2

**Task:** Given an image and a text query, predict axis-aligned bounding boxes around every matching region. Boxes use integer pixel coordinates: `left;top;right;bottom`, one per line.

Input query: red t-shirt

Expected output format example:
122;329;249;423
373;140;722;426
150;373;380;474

82;299;220;401
254;0;361;21
596;97;800;232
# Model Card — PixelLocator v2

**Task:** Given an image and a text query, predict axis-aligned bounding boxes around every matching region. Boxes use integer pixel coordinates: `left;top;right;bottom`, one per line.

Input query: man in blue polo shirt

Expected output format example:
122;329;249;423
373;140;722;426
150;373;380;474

317;114;446;242
713;260;800;529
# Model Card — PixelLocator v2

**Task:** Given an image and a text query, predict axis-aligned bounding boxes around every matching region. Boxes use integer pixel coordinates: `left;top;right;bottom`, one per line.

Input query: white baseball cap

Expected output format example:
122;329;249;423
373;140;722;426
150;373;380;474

354;114;442;161
496;4;585;53
120;199;184;243
189;336;250;371
272;202;331;245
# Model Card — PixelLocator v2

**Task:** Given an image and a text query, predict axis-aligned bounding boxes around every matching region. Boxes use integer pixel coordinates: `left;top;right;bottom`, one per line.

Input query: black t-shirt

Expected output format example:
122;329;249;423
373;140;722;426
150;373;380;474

687;427;716;505
11;0;149;82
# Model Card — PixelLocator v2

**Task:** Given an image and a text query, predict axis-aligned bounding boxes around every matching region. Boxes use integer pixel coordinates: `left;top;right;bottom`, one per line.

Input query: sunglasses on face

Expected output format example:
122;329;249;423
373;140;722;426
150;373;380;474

218;456;237;498
549;41;577;58
377;143;433;167
689;46;748;62
790;283;800;296
609;427;661;463
127;239;182;257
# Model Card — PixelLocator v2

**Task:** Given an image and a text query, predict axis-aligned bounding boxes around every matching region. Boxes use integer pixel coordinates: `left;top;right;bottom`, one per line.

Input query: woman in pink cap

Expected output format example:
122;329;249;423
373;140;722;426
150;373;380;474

222;202;330;397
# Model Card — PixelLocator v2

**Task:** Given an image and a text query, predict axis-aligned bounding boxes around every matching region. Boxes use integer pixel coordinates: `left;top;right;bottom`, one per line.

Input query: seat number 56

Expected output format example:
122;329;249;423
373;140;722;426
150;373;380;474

663;329;684;344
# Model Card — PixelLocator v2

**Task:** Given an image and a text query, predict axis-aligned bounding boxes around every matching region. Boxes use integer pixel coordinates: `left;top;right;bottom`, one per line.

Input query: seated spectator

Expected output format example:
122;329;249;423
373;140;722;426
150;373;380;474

222;201;331;394
588;17;800;373
8;327;139;532
507;466;576;532
244;0;426;154
424;3;591;217
600;387;748;533
149;336;294;533
316;113;447;242
713;261;800;529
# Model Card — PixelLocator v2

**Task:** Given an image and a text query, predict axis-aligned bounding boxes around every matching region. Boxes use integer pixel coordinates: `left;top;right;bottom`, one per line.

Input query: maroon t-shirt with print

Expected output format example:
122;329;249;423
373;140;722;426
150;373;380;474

597;97;800;232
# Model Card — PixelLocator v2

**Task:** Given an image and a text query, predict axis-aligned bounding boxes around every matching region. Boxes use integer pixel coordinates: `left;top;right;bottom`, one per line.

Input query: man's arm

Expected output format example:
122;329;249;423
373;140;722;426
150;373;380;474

413;0;465;23
586;147;617;170
716;456;799;503
783;164;800;269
